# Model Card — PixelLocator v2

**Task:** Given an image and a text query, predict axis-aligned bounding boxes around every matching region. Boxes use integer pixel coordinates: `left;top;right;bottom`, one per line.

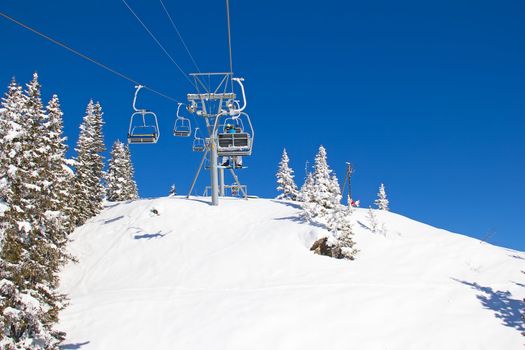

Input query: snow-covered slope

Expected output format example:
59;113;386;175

59;197;524;350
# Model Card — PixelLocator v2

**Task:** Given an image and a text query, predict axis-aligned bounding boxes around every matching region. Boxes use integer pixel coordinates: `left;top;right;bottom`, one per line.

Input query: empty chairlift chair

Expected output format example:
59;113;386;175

192;128;206;152
128;85;160;144
173;103;192;137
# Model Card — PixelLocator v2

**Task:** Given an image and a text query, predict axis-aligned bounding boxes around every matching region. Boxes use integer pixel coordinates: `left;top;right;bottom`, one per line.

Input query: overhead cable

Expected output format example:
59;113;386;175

0;10;180;103
159;0;201;73
120;0;195;88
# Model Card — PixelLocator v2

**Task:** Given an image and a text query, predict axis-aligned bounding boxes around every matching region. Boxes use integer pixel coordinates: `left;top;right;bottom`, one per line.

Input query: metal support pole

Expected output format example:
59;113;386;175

229;168;248;199
209;139;219;205
187;149;209;198
219;167;225;196
342;161;353;205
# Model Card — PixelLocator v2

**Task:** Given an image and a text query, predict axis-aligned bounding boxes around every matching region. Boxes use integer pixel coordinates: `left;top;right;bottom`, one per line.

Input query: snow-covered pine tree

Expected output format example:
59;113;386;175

123;144;138;200
0;79;25;230
374;183;389;211
298;171;313;203
298;172;316;220
366;206;378;233
107;140;139;201
0;74;68;349
72;100;106;225
276;148;299;201
41;94;76;238
303;145;341;218
327;203;357;260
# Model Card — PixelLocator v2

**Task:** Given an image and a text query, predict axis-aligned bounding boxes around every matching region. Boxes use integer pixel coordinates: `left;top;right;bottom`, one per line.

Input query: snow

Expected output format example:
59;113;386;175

16;221;32;232
59;197;524;350
0;200;8;217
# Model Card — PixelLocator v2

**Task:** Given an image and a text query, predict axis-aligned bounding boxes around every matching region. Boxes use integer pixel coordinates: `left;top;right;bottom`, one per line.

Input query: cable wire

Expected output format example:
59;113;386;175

225;0;234;75
120;0;195;87
0;10;180;103
159;0;201;73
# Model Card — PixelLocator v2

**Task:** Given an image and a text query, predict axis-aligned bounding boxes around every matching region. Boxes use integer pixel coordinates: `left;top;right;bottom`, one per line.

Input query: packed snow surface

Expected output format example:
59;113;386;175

59;197;524;350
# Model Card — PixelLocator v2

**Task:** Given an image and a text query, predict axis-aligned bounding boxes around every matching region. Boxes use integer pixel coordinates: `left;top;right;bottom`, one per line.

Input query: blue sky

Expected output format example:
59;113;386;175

1;0;523;250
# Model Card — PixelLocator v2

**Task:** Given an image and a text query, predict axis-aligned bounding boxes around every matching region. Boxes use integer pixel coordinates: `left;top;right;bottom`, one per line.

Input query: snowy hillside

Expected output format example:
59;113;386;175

58;197;524;350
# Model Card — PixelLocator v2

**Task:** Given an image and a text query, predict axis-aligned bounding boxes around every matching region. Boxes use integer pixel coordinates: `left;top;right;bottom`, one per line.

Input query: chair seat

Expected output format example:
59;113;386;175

128;133;158;144
174;130;191;137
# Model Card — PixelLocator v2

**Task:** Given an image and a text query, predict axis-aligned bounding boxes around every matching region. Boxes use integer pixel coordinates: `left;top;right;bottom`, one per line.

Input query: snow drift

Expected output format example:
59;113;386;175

59;197;524;350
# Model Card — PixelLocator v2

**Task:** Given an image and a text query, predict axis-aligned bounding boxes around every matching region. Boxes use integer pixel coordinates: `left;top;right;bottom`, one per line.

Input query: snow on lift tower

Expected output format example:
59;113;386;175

128;85;160;144
173;102;192;137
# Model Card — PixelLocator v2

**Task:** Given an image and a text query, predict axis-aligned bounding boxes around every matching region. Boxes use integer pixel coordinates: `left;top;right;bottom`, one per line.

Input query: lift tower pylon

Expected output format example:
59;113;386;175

185;72;235;206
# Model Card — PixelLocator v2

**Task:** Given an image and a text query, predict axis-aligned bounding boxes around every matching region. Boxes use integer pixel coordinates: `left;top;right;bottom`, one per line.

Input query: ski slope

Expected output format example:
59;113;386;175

59;197;524;350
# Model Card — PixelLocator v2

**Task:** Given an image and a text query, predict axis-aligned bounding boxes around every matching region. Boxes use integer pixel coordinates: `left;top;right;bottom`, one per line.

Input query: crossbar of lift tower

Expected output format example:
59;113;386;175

187;93;236;101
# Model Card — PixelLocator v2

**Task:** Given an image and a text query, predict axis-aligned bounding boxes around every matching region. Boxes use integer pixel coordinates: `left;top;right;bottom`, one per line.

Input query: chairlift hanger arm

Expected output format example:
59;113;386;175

133;85;145;112
176;102;185;119
229;77;246;116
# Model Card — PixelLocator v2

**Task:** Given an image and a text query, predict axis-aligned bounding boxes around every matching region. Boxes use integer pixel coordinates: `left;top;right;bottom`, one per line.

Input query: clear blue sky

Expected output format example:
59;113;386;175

1;0;523;250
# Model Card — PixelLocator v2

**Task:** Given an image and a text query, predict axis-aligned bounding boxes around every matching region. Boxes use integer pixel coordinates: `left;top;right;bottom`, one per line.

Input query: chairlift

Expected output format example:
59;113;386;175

173;103;192;137
128;85;160;144
192;128;206;152
217;112;254;157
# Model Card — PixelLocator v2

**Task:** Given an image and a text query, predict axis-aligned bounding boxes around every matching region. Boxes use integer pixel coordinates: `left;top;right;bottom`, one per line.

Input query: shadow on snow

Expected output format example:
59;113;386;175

270;199;303;210
102;215;125;225
60;341;90;349
129;227;169;240
453;278;524;333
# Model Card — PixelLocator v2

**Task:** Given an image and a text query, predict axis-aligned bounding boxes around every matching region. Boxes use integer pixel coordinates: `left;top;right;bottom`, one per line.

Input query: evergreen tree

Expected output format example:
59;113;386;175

298;172;315;220
374;183;389;211
366;206;378;233
42;94;75;238
298;172;314;203
0;79;25;238
124;145;138;200
301;145;341;218
0;74;69;349
276;148;298;201
72;101;106;225
327;204;357;260
107;140;138;201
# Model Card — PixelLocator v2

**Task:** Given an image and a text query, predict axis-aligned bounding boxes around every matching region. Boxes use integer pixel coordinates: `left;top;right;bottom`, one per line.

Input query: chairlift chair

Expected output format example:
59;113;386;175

217;112;254;157
128;85;160;144
173;103;191;137
192;128;206;152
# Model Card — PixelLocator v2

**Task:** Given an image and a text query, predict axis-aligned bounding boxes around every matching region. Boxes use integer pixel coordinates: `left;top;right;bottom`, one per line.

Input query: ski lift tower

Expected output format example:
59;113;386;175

185;72;237;206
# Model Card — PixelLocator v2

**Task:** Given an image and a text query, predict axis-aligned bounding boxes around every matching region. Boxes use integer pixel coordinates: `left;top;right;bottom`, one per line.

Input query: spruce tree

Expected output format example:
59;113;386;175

0;79;25;223
327;204;357;260
366;206;378;233
302;145;341;218
72;100;106;225
0;74;68;349
124;145;138;199
42;94;75;239
299;172;315;220
374;183;389;211
276;148;299;200
298;172;314;203
107;140;139;201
